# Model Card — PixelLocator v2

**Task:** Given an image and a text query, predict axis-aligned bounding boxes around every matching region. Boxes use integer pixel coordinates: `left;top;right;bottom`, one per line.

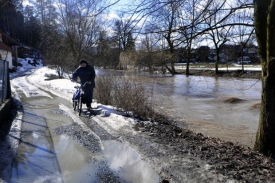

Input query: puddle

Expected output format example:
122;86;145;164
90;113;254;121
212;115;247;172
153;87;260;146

53;134;100;183
11;112;63;183
11;85;161;183
102;140;160;183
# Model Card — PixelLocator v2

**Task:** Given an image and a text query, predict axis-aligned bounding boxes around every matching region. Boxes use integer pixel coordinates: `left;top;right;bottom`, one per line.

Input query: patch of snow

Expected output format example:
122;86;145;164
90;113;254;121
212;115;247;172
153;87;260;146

25;66;138;134
11;76;52;98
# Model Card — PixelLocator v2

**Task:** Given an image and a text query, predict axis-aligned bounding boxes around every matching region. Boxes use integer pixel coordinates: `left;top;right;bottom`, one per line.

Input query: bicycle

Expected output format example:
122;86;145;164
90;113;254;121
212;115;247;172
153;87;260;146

72;81;88;116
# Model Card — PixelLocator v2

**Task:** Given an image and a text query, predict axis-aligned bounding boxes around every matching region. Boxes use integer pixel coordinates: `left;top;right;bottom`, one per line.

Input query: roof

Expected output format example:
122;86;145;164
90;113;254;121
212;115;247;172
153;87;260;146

0;30;19;46
0;41;12;52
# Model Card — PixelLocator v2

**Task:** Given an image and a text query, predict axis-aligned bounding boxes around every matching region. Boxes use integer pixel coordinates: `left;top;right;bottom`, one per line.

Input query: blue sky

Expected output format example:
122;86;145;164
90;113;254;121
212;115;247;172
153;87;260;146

109;0;136;15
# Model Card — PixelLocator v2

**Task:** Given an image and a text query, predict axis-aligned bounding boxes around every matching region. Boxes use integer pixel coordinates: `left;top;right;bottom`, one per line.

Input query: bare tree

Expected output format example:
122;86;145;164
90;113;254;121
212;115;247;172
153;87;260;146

138;34;156;72
204;0;233;74
222;2;255;72
34;0;57;25
56;0;99;66
54;0;118;67
113;16;136;52
96;30;120;69
143;0;184;75
111;14;139;70
254;0;275;157
137;33;171;73
117;0;218;75
176;0;215;75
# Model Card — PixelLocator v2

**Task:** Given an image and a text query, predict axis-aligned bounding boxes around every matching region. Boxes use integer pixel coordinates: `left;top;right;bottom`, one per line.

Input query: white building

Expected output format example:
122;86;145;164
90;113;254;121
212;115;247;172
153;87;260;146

0;31;18;69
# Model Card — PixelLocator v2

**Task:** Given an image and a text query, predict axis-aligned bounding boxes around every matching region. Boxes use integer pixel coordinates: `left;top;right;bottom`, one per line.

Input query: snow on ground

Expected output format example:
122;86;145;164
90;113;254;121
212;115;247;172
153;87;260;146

14;58;138;134
10;58;52;98
11;76;52;98
174;63;262;71
17;58;43;71
28;67;137;131
27;67;75;101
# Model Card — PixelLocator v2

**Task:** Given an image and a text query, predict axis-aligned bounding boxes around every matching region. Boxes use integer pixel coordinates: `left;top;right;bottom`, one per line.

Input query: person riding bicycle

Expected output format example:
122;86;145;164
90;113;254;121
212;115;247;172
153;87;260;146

72;59;96;110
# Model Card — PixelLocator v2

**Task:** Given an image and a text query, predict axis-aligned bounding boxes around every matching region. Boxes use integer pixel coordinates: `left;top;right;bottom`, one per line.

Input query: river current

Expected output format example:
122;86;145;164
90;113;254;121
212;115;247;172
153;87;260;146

98;69;261;147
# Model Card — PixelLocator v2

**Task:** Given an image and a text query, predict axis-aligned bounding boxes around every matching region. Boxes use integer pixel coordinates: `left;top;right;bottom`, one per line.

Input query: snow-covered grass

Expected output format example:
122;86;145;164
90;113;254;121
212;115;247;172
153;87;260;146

174;63;262;71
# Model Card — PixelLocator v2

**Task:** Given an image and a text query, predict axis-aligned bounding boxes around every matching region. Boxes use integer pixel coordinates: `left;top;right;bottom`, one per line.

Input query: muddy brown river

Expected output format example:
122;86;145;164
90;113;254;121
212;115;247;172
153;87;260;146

99;69;261;147
151;75;260;147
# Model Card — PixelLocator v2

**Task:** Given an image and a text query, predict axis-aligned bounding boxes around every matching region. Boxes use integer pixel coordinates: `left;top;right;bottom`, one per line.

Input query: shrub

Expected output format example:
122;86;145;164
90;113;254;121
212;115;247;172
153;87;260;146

94;74;153;118
94;75;114;105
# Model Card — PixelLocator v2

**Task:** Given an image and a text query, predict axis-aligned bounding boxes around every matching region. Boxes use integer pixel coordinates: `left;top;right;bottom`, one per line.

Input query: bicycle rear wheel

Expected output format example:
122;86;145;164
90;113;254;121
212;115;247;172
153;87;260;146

73;100;77;111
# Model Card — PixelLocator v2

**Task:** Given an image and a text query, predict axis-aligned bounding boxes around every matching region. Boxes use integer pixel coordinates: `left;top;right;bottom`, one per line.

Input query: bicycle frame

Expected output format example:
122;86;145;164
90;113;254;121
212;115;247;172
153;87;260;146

72;82;88;116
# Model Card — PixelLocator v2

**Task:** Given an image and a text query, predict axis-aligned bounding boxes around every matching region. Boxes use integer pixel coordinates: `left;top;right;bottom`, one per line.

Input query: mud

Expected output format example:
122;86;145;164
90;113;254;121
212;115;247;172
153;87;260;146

133;115;275;183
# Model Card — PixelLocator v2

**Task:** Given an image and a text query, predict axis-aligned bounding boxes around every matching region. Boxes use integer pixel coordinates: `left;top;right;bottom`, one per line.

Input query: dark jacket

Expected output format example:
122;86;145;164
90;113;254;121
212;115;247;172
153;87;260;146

72;64;96;88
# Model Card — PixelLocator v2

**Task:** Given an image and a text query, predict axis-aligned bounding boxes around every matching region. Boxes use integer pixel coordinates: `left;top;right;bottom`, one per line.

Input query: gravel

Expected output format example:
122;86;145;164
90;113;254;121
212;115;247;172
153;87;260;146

133;116;275;183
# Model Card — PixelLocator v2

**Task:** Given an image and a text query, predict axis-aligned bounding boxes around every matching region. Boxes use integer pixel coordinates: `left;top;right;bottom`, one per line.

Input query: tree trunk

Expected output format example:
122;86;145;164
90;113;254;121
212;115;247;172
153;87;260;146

185;46;191;76
255;60;275;156
215;49;220;74
254;0;275;157
186;59;190;76
171;61;176;74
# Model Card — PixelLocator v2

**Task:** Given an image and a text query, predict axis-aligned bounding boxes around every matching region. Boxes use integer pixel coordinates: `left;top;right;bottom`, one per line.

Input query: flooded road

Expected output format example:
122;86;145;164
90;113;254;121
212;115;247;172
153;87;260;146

7;67;262;183
10;75;160;183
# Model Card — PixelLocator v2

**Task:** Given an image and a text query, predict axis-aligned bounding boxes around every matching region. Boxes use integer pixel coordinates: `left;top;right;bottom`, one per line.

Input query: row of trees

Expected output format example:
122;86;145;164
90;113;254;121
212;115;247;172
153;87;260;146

0;0;274;157
0;0;41;46
0;0;255;74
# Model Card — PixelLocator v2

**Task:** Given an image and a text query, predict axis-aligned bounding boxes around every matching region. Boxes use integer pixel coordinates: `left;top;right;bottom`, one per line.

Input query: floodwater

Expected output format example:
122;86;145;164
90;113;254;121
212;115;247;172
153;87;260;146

8;68;262;182
10;79;160;183
99;69;261;147
152;75;260;147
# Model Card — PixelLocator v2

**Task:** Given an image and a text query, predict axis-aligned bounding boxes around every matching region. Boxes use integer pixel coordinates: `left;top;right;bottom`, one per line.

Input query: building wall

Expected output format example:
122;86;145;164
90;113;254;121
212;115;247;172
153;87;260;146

0;50;12;69
0;98;12;126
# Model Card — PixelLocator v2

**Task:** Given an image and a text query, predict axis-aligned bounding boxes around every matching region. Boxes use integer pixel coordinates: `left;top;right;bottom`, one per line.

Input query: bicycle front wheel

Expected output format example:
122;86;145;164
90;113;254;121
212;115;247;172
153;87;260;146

78;97;82;116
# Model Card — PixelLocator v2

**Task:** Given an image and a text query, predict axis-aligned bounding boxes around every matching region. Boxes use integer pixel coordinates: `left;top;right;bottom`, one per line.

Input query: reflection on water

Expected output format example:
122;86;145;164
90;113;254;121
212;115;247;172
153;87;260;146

11;112;63;183
102;140;160;183
12;92;161;183
97;69;261;147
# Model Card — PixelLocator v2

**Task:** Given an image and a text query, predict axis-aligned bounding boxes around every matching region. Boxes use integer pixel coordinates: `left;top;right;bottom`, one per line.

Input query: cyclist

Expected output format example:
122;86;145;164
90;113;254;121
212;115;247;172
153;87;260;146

72;59;96;110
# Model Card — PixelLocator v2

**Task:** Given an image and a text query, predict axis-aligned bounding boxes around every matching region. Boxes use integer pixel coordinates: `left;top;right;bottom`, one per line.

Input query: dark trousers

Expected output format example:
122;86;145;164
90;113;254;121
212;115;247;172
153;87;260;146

83;84;93;108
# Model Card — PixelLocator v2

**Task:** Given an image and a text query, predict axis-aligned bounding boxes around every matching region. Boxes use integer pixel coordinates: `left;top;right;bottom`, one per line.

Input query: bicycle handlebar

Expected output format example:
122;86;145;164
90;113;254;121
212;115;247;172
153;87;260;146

82;81;89;87
72;80;89;89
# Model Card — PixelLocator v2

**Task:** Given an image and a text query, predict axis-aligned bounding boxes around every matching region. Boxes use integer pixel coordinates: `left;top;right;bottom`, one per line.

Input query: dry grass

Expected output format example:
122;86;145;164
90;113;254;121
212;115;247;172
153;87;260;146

94;74;153;118
94;75;114;105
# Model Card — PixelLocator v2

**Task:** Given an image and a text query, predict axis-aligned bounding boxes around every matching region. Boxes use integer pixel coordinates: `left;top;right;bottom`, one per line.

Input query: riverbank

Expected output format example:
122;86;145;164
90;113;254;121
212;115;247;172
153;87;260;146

180;70;261;79
140;69;275;182
136;111;274;183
